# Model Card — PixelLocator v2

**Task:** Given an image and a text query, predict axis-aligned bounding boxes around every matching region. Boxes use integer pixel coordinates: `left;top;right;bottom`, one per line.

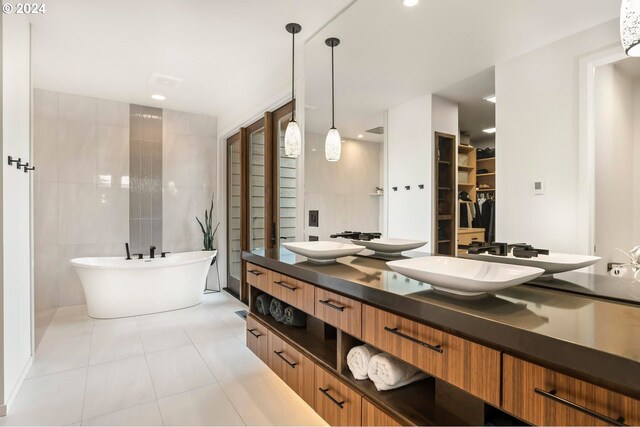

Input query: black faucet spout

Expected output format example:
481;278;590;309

150;245;157;259
467;242;509;256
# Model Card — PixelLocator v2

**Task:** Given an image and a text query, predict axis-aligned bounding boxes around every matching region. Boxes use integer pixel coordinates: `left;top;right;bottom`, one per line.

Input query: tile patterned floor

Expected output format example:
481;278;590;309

1;292;327;426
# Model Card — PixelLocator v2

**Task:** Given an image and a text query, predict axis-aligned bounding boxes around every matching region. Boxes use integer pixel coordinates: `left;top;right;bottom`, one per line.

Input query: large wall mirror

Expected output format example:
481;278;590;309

303;0;632;274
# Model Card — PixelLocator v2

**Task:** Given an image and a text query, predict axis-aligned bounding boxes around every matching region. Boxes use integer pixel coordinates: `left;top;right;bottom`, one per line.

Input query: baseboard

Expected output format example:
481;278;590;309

4;355;33;415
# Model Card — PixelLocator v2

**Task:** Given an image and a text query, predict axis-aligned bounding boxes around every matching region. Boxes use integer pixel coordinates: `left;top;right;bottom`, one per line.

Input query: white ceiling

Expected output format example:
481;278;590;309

435;67;495;143
30;0;351;123
304;0;621;142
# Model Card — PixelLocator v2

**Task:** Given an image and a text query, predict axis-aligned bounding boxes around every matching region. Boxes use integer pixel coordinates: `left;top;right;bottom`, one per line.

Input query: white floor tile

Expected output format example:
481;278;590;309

89;317;144;365
195;335;268;382
137;314;191;354
157;384;245;426
221;371;327;426
146;345;216;398
82;356;156;420
178;311;235;344
0;368;86;426
28;333;91;378
45;308;93;339
82;401;162;426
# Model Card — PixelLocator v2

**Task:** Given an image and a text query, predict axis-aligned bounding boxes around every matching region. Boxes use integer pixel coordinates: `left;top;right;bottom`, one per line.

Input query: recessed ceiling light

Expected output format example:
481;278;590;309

483;95;496;103
151;94;166;101
357;134;364;138
483;127;496;134
402;0;419;7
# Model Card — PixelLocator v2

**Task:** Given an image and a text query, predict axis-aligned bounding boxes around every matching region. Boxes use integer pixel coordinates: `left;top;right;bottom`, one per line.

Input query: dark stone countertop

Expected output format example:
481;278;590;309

243;248;640;399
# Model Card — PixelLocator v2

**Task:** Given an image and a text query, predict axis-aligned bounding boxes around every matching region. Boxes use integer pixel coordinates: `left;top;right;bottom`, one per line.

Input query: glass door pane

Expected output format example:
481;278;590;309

227;136;242;295
249;126;266;250
276;111;297;245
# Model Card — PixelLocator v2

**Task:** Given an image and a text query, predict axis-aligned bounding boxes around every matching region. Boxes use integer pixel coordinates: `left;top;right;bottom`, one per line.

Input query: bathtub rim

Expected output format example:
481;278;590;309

70;250;217;270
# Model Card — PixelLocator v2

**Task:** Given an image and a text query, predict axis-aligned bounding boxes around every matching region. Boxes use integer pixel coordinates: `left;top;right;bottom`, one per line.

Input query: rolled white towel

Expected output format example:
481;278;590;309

346;345;381;380
367;353;428;391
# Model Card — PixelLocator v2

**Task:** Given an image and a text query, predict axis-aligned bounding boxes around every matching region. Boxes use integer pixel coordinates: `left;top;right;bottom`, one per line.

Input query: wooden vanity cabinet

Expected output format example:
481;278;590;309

315;364;363;426
361;398;402;427
246;263;270;293
246;315;269;363
315;288;362;338
362;304;501;406
268;332;315;406
269;271;315;314
503;355;640;426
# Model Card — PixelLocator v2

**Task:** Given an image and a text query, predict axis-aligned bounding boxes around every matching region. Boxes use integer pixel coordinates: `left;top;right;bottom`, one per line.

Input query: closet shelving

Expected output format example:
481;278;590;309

434;132;457;255
457;145;486;253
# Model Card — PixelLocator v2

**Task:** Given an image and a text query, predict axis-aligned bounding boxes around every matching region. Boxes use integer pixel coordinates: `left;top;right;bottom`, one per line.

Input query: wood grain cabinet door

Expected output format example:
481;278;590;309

315;288;362;338
503;355;640;426
314;364;362;426
362;398;402;427
268;333;315;406
246;315;269;364
269;272;315;314
362;304;500;406
246;263;270;293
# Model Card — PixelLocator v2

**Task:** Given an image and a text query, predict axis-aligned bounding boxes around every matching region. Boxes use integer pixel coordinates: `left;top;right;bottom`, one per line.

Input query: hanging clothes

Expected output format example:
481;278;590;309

481;199;496;243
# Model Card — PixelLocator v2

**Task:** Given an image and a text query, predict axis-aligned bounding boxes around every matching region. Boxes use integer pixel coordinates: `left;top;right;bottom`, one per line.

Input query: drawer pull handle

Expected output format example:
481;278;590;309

319;299;345;312
384;326;443;354
273;280;297;291
534;388;626;426
247;328;262;338
319;387;344;409
274;351;297;368
248;270;263;276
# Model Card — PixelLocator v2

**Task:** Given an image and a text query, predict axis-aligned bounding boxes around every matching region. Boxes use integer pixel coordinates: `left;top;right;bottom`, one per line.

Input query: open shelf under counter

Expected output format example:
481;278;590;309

250;311;338;371
340;370;467;426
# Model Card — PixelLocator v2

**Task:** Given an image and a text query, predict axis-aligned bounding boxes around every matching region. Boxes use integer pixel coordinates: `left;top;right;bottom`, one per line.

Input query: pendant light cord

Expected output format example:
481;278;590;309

291;30;296;121
331;45;335;128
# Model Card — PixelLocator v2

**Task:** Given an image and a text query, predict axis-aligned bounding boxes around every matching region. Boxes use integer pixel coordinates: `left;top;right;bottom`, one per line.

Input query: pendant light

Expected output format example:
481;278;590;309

621;0;640;56
284;23;302;158
325;37;341;162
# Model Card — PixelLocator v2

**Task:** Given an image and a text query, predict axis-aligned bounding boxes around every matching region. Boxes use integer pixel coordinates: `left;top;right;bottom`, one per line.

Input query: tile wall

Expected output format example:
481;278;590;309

33;90;218;345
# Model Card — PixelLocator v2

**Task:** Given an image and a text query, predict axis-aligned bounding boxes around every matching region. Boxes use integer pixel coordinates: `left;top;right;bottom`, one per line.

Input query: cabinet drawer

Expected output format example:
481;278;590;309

268;333;315;406
362;305;500;406
315;288;362;338
458;229;485;246
246;315;269;364
246;263;270;293
503;355;640;426
269;272;315;314
314;364;362;426
362;397;402;427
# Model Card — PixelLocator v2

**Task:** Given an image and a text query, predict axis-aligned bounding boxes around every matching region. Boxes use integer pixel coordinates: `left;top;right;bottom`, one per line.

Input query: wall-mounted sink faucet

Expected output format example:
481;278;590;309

467;242;509;256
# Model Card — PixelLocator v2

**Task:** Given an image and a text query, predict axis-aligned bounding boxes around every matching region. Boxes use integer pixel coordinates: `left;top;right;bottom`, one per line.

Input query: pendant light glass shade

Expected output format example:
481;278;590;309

621;0;640;56
284;120;302;157
284;23;302;158
325;128;341;162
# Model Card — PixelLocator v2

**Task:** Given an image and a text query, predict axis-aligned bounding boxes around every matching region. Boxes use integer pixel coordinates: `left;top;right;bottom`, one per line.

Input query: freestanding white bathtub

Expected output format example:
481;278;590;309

70;251;216;319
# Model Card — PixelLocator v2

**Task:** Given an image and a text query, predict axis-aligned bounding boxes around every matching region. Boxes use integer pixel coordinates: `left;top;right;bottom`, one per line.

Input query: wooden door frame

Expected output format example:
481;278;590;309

269;101;294;247
226;130;245;299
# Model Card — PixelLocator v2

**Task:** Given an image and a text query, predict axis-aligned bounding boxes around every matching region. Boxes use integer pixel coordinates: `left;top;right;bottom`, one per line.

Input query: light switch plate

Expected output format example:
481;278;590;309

309;210;319;227
534;180;545;195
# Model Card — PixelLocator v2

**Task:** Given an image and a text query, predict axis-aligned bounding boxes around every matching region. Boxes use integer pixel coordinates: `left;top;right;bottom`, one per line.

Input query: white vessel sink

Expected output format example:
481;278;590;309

387;256;544;296
283;241;364;263
467;252;601;277
351;238;427;256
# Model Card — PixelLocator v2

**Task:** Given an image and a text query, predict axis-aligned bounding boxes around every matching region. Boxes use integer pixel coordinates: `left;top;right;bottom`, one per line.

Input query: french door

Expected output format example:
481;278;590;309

226;102;297;301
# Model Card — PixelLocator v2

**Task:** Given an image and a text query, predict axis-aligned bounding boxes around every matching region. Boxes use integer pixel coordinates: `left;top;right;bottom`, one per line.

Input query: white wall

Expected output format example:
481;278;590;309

495;20;620;253
2;13;32;411
304;133;381;240
385;95;432;250
431;95;459;138
593;64;635;273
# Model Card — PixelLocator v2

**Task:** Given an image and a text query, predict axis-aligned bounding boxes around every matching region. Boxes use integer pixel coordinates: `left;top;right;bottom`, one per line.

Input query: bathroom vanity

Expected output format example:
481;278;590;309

242;249;640;426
